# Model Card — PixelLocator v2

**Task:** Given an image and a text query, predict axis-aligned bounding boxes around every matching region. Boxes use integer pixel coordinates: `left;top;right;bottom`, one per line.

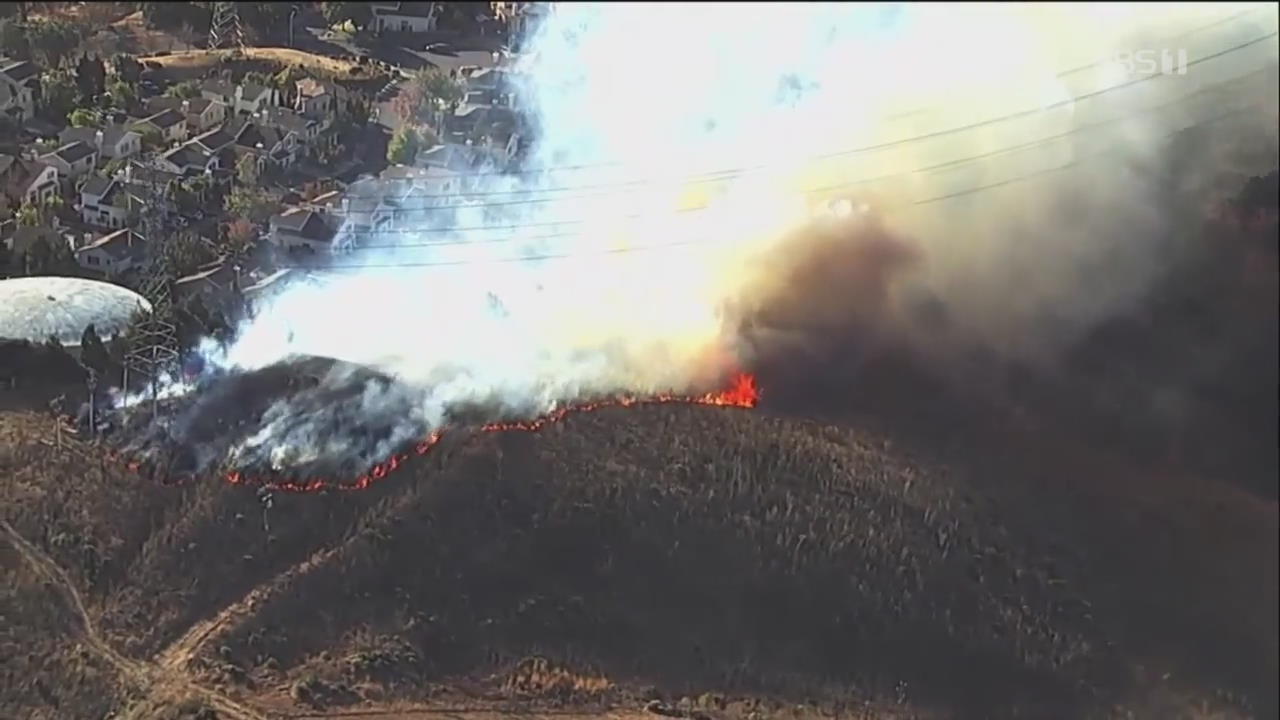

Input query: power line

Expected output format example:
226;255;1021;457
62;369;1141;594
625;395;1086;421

317;59;1278;250
382;4;1276;185
273;96;1268;272
330;25;1279;218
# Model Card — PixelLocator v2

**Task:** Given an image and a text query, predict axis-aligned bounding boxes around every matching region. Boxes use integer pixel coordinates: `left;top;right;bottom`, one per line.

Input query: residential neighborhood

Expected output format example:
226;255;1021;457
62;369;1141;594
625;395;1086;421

1;1;546;337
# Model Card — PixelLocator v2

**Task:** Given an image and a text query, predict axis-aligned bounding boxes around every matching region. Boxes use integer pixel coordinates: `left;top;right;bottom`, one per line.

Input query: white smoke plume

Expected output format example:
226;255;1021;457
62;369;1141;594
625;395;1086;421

140;3;1277;474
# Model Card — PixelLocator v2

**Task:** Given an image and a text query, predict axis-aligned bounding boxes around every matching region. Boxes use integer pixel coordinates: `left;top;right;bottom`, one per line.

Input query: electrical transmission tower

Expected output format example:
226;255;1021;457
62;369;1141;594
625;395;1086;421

209;2;245;53
123;180;181;420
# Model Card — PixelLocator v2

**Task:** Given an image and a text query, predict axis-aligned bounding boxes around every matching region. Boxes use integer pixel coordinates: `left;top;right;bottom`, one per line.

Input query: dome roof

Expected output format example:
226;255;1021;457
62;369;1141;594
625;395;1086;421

0;276;152;348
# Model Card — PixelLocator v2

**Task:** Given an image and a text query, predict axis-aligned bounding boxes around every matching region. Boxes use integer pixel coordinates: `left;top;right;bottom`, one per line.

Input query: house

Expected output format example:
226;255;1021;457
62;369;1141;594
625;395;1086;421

40;141;98;182
199;80;237;107
201;80;280;117
0;61;39;122
463;67;519;107
174;259;238;303
148;95;228;133
0;153;59;208
188;128;237;155
229;121;300;171
254;105;327;144
133;108;189;145
99;125;144;160
182;97;227;132
60;124;143;161
412;143;493;194
78;175;130;229
268;208;338;252
332;176;420;235
441;105;521;164
493;2;551;48
73;228;148;277
371;2;439;33
157;143;219;177
242;268;294;306
117;161;182;198
294;78;344;118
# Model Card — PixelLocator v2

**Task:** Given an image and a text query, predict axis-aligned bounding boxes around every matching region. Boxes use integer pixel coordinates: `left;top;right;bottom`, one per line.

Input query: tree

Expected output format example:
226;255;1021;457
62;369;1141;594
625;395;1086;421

225;217;257;259
394;68;465;126
387;125;422;166
0;17;30;60
15;202;39;227
140;2;207;31
164;80;201;99
100;157;127;179
345;97;371;127
137;125;164;151
68;107;96;128
272;65;303;107
20;233;78;276
24;17;80;68
225;185;276;224
239;3;292;40
170;175;210;214
321;2;372;29
415;67;465;109
105;78;136;111
75;54;106;100
110;53;142;84
79;324;112;376
161;232;216;278
38;68;78;122
235;153;260;187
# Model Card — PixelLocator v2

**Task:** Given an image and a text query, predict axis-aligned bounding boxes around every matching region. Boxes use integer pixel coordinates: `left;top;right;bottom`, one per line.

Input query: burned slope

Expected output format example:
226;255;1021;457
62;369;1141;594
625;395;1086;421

187;407;1133;718
110;355;427;483
1;400;1272;718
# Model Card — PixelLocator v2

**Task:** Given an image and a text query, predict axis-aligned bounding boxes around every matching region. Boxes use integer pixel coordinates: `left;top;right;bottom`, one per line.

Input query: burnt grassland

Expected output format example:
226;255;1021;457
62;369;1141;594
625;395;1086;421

2;399;1274;720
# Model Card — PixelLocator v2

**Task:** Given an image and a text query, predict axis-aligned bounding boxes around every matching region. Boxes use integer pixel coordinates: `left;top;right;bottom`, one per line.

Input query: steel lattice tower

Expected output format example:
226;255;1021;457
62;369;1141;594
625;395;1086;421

122;181;181;419
209;2;245;52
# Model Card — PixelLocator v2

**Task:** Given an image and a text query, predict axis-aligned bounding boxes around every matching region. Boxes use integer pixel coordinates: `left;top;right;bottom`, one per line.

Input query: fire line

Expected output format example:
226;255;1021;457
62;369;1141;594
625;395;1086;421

105;372;760;494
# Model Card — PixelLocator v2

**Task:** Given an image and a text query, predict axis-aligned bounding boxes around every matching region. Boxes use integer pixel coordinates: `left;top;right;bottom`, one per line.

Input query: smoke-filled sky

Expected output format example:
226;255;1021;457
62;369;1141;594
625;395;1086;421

175;2;1279;471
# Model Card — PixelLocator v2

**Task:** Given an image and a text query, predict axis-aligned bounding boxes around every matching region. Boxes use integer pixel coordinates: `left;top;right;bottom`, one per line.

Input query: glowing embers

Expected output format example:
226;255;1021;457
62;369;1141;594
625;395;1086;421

111;375;760;494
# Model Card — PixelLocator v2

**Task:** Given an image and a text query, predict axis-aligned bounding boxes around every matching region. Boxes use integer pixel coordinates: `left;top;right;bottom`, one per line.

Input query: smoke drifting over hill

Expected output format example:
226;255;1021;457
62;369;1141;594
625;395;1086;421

146;3;1277;473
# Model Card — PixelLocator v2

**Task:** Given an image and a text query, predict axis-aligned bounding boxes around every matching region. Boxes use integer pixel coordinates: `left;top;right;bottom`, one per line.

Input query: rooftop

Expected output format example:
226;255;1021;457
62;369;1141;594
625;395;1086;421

141;108;186;130
77;229;148;263
1;60;39;84
271;208;337;243
47;141;97;165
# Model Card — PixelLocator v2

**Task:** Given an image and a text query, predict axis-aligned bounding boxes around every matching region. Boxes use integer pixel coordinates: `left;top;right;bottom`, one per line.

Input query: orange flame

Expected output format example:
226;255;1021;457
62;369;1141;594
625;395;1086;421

111;373;760;494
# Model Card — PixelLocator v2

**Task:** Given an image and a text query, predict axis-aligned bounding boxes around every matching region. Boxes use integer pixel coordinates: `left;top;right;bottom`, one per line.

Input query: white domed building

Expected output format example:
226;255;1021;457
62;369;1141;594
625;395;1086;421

0;276;151;357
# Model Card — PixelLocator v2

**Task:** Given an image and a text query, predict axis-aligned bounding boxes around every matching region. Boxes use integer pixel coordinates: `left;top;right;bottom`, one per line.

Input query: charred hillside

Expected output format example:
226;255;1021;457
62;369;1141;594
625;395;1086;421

2;399;1275;720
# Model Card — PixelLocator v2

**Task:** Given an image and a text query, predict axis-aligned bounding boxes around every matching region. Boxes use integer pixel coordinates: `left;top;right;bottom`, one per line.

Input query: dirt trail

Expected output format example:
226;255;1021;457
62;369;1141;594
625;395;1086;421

156;475;437;673
157;546;342;672
1;519;273;720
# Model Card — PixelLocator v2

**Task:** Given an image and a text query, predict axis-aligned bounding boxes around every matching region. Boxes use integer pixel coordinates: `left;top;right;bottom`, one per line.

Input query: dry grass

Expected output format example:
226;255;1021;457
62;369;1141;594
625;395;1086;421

2;398;1274;719
138;47;377;81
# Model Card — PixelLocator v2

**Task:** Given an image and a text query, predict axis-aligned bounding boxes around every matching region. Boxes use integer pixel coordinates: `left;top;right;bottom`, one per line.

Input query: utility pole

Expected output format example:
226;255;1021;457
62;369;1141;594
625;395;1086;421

86;368;97;437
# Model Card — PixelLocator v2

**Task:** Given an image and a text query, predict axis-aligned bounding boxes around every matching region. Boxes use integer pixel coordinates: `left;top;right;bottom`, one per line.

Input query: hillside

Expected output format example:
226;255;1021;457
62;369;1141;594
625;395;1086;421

2;394;1275;720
